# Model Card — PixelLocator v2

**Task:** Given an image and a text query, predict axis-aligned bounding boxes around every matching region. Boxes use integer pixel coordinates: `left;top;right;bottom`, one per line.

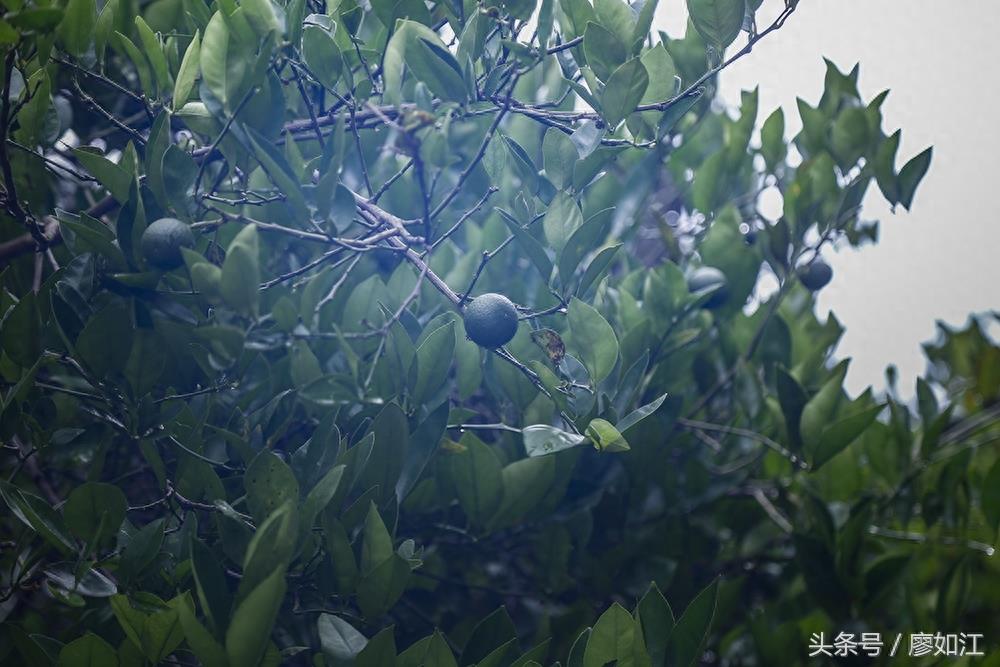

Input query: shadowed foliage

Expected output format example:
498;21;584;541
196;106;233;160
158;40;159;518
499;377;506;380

1;0;996;665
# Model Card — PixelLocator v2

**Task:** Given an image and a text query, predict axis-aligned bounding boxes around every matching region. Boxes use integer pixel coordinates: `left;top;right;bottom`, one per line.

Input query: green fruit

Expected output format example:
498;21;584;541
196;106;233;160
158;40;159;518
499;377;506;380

687;266;729;309
140;218;195;270
798;260;833;291
462;293;519;348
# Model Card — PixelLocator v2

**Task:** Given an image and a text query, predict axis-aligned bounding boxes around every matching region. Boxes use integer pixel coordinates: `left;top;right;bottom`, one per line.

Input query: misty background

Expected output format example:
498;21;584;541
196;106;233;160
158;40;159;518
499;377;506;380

654;1;1000;396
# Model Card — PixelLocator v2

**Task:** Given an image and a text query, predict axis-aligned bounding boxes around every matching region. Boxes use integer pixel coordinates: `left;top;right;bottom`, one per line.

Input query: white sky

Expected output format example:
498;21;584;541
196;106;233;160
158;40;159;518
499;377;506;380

654;0;1000;394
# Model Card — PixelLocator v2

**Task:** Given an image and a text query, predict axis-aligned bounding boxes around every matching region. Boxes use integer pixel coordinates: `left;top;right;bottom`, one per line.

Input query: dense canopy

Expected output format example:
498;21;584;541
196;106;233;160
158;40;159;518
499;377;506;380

1;0;997;664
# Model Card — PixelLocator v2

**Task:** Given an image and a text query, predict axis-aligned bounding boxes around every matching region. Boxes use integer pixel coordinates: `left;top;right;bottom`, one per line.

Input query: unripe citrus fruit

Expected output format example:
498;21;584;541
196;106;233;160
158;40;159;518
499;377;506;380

463;293;519;348
141;218;195;270
687;266;729;309
798;260;833;291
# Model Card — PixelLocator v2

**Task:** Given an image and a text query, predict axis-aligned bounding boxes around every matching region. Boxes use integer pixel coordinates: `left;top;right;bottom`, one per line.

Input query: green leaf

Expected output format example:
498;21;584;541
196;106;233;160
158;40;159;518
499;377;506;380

63;482;127;545
523;424;588;457
225;566;287;667
492;456;556;527
572;121;605;159
830;106;871;168
601;58;648;128
242;0;285;36
398;632;457;667
370;0;431;33
537;0;555;48
200;11;249;110
173;30;201;108
94;0;115;65
45;563;118;598
13;68;53;147
474;640;518;667
686;0;745;50
411;321;455;406
583;602;638;667
302;23;344;90
799;360;849;447
775;367;808;448
629;44;676;139
359;402;410;504
190;262;223;304
543;128;578;190
189;536;232;634
73;148;132;202
220;223;261;316
897;146;932;210
162;145;198;213
698;205;761;309
290;339;323;388
499;209;553;283
586;418;629;452
446;433;503;525
57;0;96;57
109;594;185;663
244;450;300;523
558;208;613;290
360;502;394;575
134;17;171;96
410;37;468;104
583;21;627;81
76;301;133;377
0;481;75;553
667;578;718;667
125;329;167;398
397;401;449;500
567;629;591;667
239;501;298;602
118;519;164;581
616;392;668;434
594;0;635;44
577;243;622;298
246;125;310;221
874;130;901;204
1;291;40;367
812;404;882;469
58;211;126;269
631;0;659;52
502;134;540;194
982;458;1000;534
356;626;396;667
175;596;227;667
356;553;410;618
57;633;118;667
384;20;466;104
638;583;674;666
759;107;786;170
560;0;596;36
300;464;345;537
318;614;367;665
115;31;156;97
463;607;517;665
566;297;619;385
322;516;359;593
543;192;584;254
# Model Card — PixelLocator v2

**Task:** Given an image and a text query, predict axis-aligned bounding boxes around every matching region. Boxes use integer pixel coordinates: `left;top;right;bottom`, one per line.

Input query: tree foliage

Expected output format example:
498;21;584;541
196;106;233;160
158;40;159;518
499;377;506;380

0;0;996;664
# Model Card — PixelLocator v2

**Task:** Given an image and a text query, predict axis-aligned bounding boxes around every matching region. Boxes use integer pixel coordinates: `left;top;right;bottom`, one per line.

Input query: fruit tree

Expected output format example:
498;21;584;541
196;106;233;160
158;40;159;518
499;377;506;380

1;0;998;665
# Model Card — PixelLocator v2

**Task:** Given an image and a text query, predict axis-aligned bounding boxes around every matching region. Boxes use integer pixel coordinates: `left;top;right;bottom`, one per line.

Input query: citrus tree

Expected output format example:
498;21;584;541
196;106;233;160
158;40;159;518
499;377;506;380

1;0;998;664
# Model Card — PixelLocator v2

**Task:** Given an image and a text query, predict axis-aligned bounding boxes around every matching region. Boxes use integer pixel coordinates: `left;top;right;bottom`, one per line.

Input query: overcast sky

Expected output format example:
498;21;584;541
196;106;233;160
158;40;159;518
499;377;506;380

653;1;1000;395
